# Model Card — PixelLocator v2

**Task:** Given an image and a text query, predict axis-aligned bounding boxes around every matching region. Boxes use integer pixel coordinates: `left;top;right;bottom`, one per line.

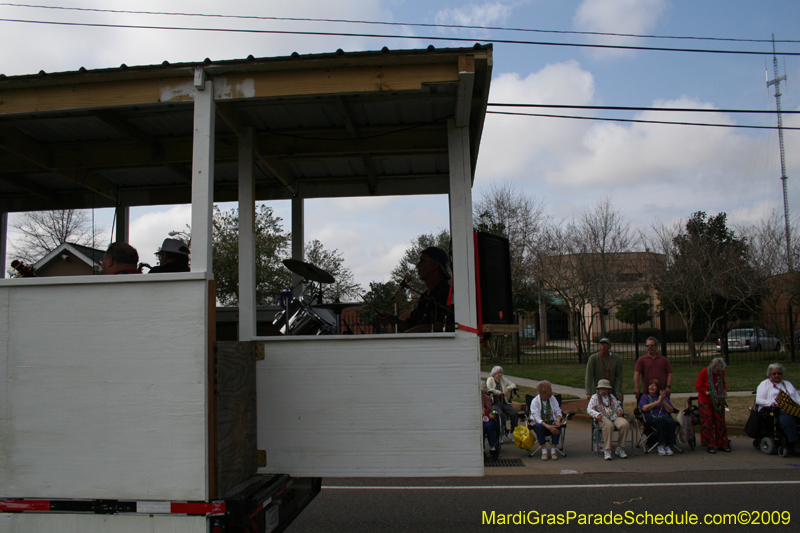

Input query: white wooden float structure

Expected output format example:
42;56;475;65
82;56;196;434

0;45;493;531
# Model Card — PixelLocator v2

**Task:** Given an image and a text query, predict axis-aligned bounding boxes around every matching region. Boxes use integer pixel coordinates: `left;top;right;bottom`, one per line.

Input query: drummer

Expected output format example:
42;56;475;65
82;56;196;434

378;246;454;333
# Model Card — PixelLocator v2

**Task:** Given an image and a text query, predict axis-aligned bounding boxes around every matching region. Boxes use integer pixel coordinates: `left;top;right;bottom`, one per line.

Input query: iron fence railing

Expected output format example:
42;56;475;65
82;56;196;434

482;308;800;366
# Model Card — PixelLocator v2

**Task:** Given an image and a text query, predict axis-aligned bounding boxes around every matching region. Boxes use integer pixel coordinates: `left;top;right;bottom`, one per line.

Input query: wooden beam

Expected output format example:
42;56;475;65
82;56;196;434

216;63;460;101
0;76;193;116
0;63;460;116
455;55;475;128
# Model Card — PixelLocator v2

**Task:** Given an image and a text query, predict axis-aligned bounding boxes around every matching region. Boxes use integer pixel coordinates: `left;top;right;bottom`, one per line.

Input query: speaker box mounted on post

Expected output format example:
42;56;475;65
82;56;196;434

475;231;513;328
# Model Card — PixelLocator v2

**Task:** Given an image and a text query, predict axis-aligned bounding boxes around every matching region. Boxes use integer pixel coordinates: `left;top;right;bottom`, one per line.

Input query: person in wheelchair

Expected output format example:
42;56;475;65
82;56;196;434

588;379;630;460
637;379;678;456
481;383;500;457
756;363;800;454
529;380;563;461
486;366;519;440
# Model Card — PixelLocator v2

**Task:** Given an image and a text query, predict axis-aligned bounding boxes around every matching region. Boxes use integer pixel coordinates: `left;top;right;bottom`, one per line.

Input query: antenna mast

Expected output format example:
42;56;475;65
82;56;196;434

767;34;792;271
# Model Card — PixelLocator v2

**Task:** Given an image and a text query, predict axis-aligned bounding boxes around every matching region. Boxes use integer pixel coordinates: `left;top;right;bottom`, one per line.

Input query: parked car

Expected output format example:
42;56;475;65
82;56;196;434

717;328;781;352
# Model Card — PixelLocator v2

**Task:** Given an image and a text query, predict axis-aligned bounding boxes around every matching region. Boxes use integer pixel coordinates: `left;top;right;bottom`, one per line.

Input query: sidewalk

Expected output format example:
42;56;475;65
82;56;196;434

480;373;788;476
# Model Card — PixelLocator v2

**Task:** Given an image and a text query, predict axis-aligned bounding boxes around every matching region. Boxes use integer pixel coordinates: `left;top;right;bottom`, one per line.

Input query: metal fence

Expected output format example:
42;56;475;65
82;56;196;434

482;307;800;366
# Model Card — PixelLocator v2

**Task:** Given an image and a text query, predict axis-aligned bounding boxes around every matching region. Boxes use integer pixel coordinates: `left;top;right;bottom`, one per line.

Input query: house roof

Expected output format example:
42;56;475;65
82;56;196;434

0;45;493;213
33;242;105;272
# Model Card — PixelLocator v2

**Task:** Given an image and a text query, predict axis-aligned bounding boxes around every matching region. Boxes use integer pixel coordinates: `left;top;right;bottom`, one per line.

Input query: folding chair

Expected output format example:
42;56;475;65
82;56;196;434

591;414;635;457
634;407;683;455
526;394;568;458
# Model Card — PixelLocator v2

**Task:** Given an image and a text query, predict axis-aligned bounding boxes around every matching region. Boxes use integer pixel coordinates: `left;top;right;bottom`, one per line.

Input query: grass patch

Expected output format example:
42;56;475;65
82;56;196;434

482;360;800;394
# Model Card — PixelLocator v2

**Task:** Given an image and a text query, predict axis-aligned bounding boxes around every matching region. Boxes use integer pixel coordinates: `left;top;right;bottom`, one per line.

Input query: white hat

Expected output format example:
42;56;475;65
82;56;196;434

157;238;190;256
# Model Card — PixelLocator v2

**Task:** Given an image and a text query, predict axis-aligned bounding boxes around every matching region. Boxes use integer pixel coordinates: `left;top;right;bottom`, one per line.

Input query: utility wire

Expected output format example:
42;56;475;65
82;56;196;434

1;2;799;45
0;17;799;56
488;103;800;114
487;110;800;130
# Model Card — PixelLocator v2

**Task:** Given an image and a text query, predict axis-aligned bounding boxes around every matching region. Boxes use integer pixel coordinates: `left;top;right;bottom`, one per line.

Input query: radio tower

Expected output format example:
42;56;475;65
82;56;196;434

767;34;792;271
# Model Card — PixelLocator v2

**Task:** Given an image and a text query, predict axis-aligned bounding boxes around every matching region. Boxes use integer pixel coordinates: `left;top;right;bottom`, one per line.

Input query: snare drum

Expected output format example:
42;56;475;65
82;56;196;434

289;306;336;335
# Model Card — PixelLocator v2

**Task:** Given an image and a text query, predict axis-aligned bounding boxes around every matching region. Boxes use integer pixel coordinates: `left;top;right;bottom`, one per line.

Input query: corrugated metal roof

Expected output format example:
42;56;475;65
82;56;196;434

0;45;492;213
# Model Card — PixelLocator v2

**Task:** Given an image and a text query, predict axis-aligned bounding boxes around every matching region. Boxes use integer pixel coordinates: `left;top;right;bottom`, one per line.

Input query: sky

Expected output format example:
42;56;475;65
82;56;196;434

2;0;800;290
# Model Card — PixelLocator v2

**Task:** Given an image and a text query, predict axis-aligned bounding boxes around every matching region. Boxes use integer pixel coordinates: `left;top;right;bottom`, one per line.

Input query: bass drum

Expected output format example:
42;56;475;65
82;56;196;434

283;305;337;335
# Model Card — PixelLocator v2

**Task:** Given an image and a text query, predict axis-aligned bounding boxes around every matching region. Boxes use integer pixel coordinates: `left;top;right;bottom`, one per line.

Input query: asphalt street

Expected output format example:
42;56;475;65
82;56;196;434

285;470;800;533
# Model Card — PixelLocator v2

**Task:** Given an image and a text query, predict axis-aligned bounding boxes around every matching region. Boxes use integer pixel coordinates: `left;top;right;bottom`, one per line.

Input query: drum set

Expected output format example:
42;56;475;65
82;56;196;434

273;258;364;336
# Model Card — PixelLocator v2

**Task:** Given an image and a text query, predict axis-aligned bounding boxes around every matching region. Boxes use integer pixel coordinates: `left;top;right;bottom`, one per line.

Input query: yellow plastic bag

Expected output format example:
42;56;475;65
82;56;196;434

513;425;534;450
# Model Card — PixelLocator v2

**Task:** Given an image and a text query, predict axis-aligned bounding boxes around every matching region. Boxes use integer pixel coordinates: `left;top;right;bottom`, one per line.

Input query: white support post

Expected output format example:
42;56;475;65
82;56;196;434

0;212;6;278
291;197;304;296
190;77;216;277
115;205;130;243
447;119;477;331
238;128;256;340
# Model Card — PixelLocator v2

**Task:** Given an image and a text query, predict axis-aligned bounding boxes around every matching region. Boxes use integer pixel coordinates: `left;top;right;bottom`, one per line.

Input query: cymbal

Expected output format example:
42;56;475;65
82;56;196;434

282;258;335;284
314;301;364;312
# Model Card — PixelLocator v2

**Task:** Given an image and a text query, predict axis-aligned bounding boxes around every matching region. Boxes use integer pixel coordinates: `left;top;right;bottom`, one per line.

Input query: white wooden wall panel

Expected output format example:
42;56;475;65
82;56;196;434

255;334;482;477
0;513;207;533
0;276;209;501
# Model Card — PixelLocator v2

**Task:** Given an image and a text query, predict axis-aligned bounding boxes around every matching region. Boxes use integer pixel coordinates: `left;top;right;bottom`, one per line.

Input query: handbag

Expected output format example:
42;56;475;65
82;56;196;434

777;390;800;418
513;425;535;450
744;409;760;439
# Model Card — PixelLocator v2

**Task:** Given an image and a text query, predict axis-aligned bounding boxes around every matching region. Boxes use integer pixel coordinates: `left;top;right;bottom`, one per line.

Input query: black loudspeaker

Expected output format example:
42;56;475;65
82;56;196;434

475;231;513;325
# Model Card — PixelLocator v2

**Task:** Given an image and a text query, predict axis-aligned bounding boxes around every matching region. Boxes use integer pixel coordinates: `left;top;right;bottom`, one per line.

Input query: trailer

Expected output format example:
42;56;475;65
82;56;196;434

0;45;492;531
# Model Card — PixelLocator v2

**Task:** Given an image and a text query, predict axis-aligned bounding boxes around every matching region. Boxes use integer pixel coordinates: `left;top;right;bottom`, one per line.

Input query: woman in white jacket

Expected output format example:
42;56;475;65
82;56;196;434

587;378;630;460
486;366;519;439
529;380;563;461
756;362;800;454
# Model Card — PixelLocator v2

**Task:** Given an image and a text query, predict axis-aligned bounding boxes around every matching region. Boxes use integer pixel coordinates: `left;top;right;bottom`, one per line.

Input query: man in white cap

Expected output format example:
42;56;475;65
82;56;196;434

149;238;190;273
587;379;630;460
584;338;623;402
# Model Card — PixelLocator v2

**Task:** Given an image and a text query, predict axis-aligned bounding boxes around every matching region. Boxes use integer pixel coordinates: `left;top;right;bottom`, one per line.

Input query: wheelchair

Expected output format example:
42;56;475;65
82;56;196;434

633;406;683;455
483;407;504;459
751;405;793;457
525;394;568;458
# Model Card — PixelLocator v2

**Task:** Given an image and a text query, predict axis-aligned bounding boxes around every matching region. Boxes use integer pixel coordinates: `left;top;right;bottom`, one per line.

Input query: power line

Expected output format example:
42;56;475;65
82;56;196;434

488;103;800;114
2;2;799;46
1;17;799;56
486;110;800;130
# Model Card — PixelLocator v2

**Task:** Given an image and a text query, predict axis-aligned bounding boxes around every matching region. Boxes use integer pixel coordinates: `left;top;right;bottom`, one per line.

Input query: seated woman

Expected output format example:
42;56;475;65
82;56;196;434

481;384;498;456
756;362;800;454
638;378;678;456
486;366;519;439
696;357;729;453
528;380;563;461
587;379;630;460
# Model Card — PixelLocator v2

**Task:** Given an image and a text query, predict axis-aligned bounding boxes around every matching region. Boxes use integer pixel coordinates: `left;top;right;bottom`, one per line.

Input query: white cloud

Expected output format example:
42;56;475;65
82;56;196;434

478;60;596;180
129;205;192;266
0;0;395;77
573;0;668;58
434;2;513;28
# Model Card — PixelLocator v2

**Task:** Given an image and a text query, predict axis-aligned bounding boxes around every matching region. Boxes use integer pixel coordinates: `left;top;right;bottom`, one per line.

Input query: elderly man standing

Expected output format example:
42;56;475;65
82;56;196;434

633;336;673;400
585;338;623;402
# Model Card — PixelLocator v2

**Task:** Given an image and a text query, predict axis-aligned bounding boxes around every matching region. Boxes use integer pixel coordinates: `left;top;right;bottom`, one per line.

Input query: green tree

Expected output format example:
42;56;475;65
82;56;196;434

358;280;411;332
303;239;361;303
390;229;451;297
650;212;762;362
212;205;291;306
615;292;651;327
